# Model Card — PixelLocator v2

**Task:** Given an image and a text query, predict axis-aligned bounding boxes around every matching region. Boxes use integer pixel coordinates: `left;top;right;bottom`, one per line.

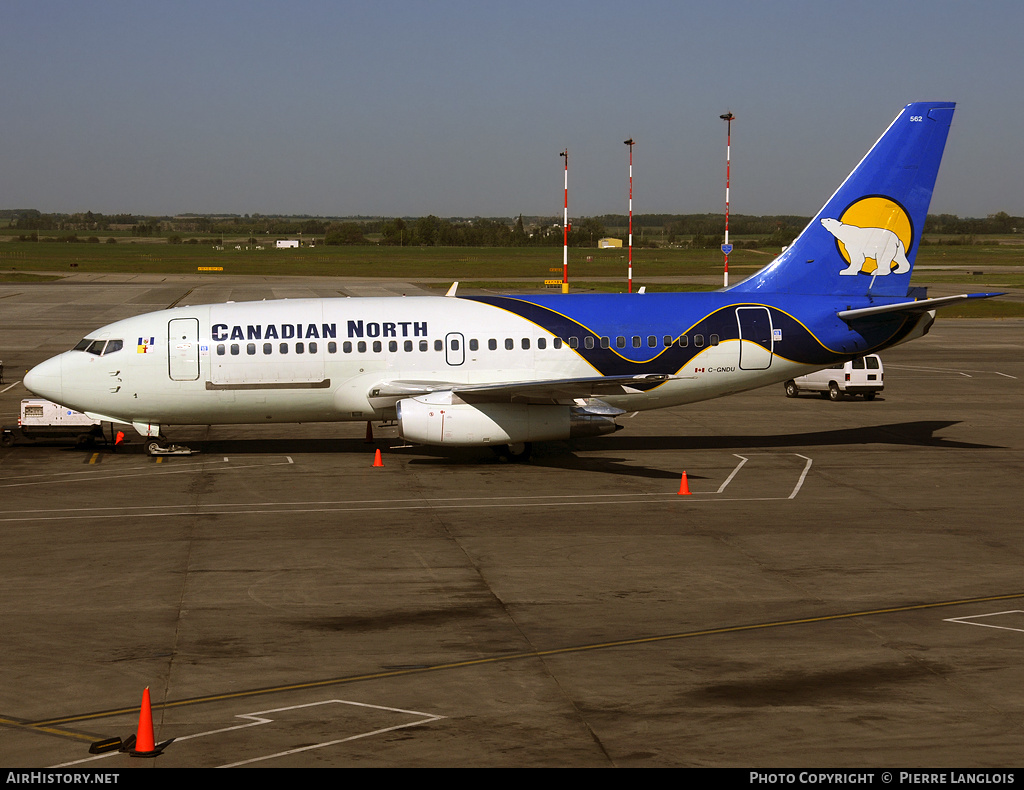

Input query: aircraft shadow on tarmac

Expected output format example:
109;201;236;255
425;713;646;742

579;420;1001;453
88;419;1001;482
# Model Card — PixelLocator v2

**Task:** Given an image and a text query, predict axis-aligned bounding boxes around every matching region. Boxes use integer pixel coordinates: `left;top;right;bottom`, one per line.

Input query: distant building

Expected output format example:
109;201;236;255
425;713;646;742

598;237;623;249
275;239;300;249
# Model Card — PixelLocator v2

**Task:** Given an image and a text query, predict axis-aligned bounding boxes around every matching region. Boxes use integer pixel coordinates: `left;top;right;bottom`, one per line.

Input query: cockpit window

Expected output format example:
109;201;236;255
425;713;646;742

74;338;124;356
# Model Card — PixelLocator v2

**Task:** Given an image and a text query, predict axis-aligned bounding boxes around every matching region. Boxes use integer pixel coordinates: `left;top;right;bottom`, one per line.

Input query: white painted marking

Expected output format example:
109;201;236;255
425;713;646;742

50;698;444;769
0;492;814;525
887;364;973;377
219;699;445;767
994;371;1018;379
944;610;1024;633
789;454;814;499
1;453;814;523
716;455;748;493
1;381;19;393
0;457;291;488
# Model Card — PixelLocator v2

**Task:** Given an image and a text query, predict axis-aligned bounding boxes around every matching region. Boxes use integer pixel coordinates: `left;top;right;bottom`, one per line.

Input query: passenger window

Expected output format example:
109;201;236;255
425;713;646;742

419;340;428;351
469;339;479;351
678;335;688;347
537;338;546;350
584;337;594;350
263;343;272;355
309;342;317;354
230;344;240;355
648;336;657;348
357;341;367;353
522;338;530;350
553;337;562;349
280;343;289;354
569;337;578;349
488;339;497;351
343;341;352;353
710;334;719;346
664;335;674;347
616;336;625;348
296;342;305;354
404;340;413;352
372;341;381;353
435;339;444;351
600;337;610;349
632;336;641;348
694;335;704;347
247;343;256;355
217;344;225;355
328;341;337;354
505;338;514;350
389;341;398;352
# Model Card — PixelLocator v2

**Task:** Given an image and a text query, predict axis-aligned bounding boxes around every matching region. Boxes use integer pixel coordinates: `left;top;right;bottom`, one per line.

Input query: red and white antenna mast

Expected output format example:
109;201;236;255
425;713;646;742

720;112;735;288
624;138;635;293
560;149;569;294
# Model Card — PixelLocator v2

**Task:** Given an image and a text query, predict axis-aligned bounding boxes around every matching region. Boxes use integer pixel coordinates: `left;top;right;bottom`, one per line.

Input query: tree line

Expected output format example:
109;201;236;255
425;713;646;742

4;209;1021;248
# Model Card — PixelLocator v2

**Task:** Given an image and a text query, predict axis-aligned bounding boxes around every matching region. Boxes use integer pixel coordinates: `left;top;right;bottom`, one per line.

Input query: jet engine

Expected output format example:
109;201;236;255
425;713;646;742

395;394;619;447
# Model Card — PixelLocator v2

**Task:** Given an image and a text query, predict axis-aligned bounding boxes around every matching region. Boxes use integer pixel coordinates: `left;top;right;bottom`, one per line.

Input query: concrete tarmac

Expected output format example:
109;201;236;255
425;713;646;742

0;275;1022;767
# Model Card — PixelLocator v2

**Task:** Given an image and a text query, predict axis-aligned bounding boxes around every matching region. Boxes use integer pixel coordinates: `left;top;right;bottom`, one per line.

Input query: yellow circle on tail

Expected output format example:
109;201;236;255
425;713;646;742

835;197;913;274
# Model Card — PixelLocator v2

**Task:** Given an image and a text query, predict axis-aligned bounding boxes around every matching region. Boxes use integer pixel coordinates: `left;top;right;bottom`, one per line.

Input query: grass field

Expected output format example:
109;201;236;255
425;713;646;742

0;239;1020;316
0;239;1020;277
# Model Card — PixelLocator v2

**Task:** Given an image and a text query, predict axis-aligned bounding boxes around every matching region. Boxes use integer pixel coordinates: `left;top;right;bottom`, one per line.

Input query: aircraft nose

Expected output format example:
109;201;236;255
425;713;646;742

23;355;63;403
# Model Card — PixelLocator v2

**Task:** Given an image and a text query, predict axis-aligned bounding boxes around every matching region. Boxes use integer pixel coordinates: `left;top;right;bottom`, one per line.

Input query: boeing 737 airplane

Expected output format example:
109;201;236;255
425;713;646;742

23;102;999;459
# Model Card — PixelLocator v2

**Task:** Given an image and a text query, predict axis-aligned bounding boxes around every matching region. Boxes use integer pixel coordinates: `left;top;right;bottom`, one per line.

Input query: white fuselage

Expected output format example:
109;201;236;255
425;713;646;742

25;295;806;435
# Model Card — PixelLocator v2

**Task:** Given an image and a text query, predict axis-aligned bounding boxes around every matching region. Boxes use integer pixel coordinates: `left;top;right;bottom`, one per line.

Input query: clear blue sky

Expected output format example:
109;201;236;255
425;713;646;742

2;0;1021;219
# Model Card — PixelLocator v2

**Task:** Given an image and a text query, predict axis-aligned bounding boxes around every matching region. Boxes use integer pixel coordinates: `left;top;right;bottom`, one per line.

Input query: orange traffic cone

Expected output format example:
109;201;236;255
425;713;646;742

134;687;156;754
372;448;384;467
678;471;692;496
120;687;173;757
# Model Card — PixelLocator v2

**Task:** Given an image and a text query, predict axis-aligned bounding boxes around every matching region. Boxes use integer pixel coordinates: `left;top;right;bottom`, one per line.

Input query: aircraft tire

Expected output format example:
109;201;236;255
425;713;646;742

493;442;533;463
145;439;165;456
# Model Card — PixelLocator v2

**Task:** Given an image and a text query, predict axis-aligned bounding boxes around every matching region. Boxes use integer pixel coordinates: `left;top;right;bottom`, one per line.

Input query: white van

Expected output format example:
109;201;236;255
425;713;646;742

784;354;883;401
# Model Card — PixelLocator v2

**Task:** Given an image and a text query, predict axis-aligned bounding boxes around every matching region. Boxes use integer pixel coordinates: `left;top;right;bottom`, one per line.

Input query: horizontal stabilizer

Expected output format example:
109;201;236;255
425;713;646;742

837;292;1004;321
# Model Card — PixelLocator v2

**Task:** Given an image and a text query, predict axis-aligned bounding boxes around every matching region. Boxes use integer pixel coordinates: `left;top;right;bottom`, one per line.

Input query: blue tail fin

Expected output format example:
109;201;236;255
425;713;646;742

730;102;955;297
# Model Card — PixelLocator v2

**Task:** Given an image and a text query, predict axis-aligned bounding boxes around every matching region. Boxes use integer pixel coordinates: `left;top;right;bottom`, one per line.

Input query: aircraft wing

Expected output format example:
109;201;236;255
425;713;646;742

368;373;680;406
837;293;1004;321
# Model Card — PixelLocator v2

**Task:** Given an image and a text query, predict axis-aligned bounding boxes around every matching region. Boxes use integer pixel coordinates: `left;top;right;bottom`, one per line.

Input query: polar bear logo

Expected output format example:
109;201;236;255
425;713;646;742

821;217;911;276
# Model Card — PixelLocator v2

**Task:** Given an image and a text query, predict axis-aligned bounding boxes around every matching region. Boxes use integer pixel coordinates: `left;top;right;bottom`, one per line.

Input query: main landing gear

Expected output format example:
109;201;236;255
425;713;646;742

491;442;533;463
